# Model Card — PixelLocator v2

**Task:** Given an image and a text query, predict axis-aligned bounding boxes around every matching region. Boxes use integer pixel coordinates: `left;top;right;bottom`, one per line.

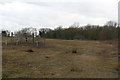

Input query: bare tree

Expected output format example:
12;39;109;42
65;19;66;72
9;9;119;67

105;21;117;27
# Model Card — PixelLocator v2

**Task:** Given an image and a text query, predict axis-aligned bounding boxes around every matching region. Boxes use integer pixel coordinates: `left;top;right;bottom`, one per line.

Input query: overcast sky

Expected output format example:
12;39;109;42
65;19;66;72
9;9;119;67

0;0;119;31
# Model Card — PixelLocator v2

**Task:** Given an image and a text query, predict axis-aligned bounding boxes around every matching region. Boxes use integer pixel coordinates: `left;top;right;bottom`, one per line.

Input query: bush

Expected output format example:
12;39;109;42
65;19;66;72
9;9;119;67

70;68;76;72
26;49;34;52
115;67;119;71
72;48;77;53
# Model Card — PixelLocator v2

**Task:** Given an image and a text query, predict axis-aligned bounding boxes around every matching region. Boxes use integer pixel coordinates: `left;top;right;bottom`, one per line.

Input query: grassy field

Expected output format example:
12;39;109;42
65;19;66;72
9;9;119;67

2;38;118;78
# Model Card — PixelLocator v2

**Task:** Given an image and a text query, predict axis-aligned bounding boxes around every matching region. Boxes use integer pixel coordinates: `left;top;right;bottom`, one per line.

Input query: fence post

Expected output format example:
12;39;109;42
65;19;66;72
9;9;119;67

5;40;7;45
16;39;19;45
43;38;46;47
25;37;27;42
32;33;34;44
36;41;39;46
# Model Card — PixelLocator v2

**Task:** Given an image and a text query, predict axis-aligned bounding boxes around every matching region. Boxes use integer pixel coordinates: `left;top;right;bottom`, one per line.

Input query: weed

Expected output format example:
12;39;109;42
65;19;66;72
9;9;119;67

2;73;8;78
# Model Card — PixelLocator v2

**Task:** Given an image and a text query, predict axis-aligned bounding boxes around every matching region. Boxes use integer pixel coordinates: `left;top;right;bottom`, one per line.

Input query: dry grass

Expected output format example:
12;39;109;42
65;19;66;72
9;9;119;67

2;38;118;78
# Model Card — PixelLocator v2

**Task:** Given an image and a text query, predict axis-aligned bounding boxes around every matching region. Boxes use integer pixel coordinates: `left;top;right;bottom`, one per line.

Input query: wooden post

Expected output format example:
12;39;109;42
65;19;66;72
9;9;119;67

5;40;7;45
25;37;27;42
43;38;45;47
36;41;39;46
32;33;34;44
11;32;13;37
24;33;27;42
16;39;19;45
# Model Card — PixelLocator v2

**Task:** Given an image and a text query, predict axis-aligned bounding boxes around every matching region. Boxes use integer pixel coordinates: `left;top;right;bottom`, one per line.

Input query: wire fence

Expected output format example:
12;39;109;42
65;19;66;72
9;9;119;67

2;36;46;47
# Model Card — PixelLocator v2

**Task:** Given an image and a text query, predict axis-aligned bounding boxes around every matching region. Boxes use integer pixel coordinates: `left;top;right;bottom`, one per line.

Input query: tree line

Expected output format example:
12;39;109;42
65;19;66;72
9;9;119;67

42;21;119;40
1;21;119;40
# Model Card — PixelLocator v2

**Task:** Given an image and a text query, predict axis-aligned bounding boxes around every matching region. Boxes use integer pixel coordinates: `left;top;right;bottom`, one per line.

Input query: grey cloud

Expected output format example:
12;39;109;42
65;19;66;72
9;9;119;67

0;0;119;31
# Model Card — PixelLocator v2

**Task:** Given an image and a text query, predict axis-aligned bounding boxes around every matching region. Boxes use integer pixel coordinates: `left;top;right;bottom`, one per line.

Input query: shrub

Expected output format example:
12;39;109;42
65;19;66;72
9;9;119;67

72;48;77;53
115;67;119;71
26;49;34;52
70;68;76;72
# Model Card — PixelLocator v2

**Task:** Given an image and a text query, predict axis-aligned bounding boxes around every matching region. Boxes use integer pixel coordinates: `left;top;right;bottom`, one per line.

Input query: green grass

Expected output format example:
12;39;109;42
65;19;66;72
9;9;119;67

2;38;118;78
